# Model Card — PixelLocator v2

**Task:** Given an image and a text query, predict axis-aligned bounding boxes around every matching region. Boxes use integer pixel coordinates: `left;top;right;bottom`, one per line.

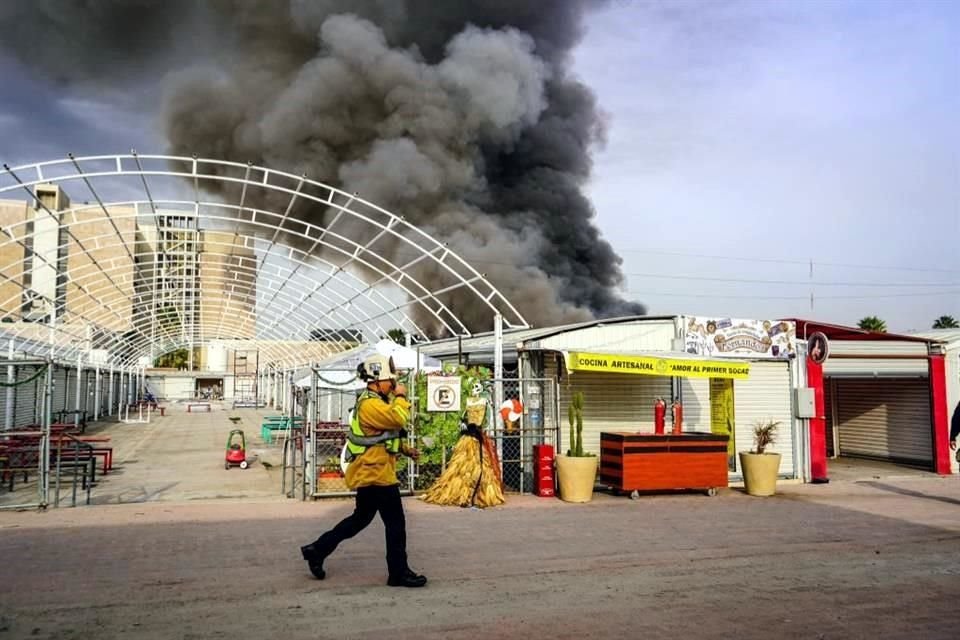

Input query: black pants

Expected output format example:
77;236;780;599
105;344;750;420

312;484;409;577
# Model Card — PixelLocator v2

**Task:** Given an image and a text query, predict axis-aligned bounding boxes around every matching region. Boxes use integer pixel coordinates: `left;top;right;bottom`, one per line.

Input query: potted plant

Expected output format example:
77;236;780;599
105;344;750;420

739;420;781;496
318;457;343;478
556;392;598;503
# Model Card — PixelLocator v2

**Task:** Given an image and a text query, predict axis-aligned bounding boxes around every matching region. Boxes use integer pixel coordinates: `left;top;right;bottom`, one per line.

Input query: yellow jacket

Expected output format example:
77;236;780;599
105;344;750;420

344;389;414;489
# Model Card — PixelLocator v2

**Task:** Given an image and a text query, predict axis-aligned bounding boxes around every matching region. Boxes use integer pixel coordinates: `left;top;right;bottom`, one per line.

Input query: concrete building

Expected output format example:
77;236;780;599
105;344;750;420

0;186;259;363
0;186;135;332
198;230;257;341
0;198;30;321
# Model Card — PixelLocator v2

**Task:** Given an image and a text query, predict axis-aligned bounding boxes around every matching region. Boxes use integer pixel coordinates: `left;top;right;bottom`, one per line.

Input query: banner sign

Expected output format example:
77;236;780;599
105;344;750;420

684;317;796;359
566;352;749;380
426;375;461;412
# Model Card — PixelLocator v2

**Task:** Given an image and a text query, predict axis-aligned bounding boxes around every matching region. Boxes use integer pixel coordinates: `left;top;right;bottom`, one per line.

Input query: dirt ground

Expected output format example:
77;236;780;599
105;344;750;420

2;475;959;640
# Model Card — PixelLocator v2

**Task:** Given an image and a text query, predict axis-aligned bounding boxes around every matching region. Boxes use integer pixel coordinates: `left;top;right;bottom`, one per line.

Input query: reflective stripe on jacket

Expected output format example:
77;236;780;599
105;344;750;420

343;388;412;489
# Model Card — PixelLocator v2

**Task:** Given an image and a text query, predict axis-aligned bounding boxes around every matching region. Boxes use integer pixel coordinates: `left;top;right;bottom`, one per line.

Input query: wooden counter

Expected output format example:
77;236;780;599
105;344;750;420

600;432;730;495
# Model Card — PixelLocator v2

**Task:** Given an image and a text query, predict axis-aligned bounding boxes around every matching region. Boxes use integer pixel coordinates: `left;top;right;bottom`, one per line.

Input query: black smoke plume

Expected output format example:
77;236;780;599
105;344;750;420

0;0;646;335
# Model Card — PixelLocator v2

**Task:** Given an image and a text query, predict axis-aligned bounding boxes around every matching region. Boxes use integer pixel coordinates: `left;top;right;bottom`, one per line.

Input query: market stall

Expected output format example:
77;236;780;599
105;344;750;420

561;350;749;493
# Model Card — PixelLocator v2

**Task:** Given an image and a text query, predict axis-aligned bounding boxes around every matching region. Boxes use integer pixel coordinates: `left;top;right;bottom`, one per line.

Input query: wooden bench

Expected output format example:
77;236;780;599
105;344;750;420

54;410;88;433
0;446;35;490
186;403;211;413
52;436;113;474
260;416;305;443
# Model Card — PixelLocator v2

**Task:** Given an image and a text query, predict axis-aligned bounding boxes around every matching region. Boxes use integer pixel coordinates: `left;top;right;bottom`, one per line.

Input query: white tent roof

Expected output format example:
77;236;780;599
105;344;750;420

373;339;442;371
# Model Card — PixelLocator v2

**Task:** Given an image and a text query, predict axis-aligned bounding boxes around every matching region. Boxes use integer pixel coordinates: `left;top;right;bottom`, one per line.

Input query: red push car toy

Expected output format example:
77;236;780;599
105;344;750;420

225;429;249;469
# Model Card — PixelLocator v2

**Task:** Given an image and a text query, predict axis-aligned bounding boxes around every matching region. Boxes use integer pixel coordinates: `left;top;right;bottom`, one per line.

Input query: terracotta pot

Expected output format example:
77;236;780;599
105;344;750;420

739;452;781;497
556;455;598;503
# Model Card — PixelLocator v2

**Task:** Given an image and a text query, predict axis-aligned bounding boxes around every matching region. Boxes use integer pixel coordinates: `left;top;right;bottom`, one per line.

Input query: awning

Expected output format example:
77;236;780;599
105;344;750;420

564;350;750;380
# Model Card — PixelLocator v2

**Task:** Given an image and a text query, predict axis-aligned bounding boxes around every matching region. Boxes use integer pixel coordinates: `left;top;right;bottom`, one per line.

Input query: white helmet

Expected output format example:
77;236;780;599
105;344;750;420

357;354;397;382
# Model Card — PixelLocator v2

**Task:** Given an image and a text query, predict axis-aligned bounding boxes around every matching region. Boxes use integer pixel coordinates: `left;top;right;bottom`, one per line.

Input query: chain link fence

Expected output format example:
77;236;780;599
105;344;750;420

408;377;559;495
306;376;559;498
480;378;559;494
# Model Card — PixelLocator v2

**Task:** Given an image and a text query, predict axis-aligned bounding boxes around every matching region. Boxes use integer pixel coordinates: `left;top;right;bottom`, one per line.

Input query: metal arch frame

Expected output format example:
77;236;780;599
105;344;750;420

0;153;528;369
0;203;479;365
0;211;431;361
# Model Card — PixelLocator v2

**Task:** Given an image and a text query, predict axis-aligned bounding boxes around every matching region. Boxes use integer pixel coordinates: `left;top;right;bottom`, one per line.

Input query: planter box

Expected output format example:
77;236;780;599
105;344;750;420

739;452;781;496
556;455;598;503
600;432;729;495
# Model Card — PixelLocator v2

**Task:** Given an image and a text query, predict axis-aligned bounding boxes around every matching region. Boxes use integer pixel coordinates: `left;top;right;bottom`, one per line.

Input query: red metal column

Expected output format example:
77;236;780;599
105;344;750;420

806;357;828;482
928;354;951;475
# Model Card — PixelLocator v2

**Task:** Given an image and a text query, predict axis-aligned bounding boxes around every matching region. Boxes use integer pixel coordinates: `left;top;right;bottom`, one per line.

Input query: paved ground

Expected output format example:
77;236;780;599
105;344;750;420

825;456;935;482
0;403;288;507
2;408;959;638
1;476;959;640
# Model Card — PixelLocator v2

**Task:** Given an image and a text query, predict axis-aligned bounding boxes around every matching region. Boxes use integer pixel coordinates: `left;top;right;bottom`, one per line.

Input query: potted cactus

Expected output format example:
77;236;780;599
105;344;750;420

738;420;781;496
556;392;598;503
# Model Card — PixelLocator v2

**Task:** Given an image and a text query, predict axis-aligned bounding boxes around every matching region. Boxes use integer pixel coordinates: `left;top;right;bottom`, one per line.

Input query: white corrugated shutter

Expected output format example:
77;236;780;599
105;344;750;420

680;378;711;430
825;378;835;457
14;365;39;427
0;373;7;428
681;363;794;477
833;378;932;465
732;361;795;477
547;358;671;456
52;366;69;415
64;367;75;413
112;373;121;410
824;341;929;377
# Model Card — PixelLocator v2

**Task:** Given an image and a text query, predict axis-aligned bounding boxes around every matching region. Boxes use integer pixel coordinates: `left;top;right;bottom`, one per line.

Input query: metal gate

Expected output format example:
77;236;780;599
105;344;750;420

0;360;53;511
480;377;560;494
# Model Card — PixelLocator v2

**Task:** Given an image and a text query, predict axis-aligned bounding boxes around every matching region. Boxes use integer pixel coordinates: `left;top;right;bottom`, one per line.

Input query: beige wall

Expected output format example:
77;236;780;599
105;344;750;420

64;204;137;332
0;200;29;320
199;231;256;340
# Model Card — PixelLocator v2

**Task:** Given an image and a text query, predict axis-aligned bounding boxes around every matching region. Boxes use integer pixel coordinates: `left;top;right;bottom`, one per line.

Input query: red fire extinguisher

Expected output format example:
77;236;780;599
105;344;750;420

654;397;666;434
671;400;683;435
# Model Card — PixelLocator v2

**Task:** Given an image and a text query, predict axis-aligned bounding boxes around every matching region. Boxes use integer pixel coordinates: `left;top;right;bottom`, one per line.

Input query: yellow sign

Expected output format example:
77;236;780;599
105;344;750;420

709;378;737;469
566;352;750;379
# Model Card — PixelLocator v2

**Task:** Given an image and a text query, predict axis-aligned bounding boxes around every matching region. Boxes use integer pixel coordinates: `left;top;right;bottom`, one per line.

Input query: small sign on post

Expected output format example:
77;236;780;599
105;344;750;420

427;376;461;412
807;332;830;365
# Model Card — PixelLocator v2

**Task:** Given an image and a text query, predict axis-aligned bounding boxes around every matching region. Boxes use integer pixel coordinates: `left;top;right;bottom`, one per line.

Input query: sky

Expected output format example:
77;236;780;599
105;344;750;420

0;0;957;333
574;0;960;332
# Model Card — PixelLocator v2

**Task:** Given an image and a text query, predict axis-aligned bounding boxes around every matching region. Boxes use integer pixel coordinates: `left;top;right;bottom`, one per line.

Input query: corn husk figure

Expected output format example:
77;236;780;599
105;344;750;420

421;382;505;508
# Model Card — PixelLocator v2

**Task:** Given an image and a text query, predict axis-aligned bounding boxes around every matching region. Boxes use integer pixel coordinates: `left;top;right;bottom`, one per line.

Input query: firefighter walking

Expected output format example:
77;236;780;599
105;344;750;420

300;354;427;588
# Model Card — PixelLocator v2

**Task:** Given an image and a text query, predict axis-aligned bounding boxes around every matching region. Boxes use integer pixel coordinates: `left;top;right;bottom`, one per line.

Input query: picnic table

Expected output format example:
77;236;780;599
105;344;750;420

0;431;113;485
54;410;88;433
260;416;305;444
51;435;113;474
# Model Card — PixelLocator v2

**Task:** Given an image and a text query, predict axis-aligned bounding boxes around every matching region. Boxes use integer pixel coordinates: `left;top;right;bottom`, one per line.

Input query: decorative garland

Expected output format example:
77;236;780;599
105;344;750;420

0;364;48;388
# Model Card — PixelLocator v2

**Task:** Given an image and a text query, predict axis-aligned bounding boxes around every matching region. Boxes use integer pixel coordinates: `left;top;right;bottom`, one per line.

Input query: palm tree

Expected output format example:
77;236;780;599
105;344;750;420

857;316;887;333
932;316;959;329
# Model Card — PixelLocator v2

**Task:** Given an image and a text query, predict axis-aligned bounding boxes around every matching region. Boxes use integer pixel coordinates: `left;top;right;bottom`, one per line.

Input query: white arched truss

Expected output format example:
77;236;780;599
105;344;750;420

0;154;528;370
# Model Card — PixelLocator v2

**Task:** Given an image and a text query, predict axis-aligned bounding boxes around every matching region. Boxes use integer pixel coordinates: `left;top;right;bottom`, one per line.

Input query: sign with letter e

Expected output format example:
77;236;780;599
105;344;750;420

427;376;461;412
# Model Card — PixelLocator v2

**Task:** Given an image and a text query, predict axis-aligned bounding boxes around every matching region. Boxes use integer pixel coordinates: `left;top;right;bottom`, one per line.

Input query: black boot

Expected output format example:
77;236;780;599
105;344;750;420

387;569;427;588
300;544;327;580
